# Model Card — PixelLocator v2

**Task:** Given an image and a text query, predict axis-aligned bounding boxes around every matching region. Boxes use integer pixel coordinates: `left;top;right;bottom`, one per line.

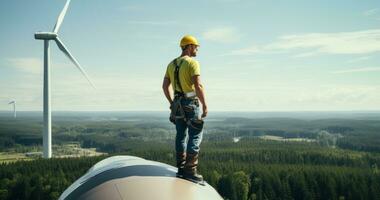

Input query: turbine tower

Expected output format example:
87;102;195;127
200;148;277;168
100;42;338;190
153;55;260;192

8;101;16;118
34;0;95;158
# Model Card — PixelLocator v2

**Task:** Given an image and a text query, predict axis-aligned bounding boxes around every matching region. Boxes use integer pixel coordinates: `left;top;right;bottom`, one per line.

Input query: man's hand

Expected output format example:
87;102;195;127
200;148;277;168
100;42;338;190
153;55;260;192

201;105;208;118
192;75;208;119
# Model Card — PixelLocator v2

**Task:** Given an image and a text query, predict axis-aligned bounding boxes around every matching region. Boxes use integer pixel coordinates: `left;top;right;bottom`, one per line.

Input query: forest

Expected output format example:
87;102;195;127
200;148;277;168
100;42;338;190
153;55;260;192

0;111;379;200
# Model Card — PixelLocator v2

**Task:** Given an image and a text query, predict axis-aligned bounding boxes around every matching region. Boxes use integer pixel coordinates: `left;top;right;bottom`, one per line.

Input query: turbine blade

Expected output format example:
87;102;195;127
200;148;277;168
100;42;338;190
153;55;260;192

54;37;96;89
53;0;71;33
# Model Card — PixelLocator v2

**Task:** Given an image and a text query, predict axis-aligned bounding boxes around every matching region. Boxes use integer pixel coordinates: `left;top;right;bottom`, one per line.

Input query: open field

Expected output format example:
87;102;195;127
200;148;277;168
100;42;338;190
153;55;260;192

0;152;31;163
0;144;106;163
259;135;316;142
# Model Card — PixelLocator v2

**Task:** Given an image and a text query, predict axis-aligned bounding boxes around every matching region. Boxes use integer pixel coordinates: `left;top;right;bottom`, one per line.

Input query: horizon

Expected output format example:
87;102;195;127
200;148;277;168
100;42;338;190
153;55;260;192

1;110;380;113
1;110;380;121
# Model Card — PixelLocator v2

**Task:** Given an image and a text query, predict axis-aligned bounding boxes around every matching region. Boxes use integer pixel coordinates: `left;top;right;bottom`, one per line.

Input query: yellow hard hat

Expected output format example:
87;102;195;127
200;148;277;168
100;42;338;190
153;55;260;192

180;35;199;47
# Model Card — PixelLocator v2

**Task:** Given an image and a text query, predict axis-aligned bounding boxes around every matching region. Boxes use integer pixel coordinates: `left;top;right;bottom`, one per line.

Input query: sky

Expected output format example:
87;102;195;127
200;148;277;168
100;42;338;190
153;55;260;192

0;0;379;112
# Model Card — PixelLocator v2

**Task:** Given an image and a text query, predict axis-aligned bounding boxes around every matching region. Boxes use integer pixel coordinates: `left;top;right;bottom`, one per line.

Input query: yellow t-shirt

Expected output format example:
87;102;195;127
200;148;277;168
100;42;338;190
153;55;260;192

165;56;200;93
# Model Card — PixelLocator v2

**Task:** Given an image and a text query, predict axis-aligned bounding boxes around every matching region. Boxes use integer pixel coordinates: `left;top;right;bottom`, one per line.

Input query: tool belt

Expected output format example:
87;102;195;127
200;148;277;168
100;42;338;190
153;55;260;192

169;96;204;130
175;91;196;98
169;58;203;130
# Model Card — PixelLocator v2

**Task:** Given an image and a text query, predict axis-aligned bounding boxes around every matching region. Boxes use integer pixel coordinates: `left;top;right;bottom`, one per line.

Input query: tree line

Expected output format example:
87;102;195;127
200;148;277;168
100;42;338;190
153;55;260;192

1;139;379;200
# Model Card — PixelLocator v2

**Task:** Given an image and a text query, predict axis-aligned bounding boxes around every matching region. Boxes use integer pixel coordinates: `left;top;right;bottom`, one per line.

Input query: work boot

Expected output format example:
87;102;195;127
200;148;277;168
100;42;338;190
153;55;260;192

183;152;203;182
176;152;186;177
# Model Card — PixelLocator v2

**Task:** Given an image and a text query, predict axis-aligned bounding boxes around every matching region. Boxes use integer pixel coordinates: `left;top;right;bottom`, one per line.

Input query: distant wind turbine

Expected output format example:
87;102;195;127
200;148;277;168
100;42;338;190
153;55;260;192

8;101;16;118
34;0;95;158
233;125;241;143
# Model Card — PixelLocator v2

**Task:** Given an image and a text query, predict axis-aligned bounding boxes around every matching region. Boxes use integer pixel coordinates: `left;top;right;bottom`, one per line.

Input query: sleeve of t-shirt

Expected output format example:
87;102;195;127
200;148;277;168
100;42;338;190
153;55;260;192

189;60;200;76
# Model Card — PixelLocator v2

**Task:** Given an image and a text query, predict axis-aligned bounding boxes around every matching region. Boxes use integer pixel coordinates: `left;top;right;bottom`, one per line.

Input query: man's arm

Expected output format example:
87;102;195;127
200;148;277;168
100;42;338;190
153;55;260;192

192;75;208;118
162;77;173;105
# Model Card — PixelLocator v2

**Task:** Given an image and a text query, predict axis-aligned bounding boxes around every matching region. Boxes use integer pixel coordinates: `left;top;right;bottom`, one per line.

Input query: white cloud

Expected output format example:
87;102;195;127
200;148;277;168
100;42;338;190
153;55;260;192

202;27;241;43
292;52;317;58
6;57;75;76
224;58;265;66
346;56;371;63
221;45;260;56
364;8;379;16
332;67;380;74
205;84;380;111
127;20;177;26
228;29;380;56
267;30;380;54
0;72;165;111
293;86;380;106
7;57;42;74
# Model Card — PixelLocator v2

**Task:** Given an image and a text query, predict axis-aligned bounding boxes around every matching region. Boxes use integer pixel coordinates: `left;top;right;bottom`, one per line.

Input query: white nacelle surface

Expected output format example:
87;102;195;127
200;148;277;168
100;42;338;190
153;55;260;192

59;155;223;200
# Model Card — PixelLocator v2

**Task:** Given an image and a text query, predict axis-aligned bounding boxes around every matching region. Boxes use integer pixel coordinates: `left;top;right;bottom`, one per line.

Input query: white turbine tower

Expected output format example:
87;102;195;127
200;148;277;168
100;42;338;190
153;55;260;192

34;0;95;158
8;101;16;118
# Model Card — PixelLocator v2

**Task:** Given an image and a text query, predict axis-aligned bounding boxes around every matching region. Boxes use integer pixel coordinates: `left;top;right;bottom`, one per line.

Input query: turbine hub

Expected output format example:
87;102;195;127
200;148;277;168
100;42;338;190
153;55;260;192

34;32;58;40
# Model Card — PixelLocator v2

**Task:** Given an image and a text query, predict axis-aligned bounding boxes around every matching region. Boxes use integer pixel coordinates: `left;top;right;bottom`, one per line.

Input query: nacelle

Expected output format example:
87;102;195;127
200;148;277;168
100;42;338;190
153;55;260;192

34;32;58;40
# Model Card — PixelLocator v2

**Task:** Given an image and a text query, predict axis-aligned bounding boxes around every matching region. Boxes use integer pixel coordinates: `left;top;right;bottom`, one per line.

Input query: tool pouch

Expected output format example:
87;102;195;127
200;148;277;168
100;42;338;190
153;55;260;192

169;113;176;124
169;98;183;124
169;103;177;124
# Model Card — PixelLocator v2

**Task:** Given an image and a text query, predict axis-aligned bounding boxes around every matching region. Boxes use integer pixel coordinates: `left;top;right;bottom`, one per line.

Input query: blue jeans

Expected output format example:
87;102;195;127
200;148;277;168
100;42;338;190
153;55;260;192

175;98;204;154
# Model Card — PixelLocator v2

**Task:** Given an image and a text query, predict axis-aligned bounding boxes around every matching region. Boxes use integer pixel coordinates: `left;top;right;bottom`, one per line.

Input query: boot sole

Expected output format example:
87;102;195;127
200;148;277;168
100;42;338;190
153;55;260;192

178;176;206;186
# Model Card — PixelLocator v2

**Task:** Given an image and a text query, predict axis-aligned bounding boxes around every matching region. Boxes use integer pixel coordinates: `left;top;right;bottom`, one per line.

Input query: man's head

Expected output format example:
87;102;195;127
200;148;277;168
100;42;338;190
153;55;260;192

180;35;199;57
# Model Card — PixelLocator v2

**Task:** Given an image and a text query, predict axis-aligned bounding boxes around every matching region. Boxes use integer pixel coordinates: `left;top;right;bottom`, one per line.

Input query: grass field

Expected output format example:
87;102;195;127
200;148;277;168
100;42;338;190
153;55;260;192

0;144;106;163
0;152;32;163
259;135;316;142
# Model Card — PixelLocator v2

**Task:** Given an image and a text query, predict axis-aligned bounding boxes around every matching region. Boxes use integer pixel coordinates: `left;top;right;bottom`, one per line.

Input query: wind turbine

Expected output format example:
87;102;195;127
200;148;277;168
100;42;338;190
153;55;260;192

34;0;95;158
8;101;16;118
232;125;241;143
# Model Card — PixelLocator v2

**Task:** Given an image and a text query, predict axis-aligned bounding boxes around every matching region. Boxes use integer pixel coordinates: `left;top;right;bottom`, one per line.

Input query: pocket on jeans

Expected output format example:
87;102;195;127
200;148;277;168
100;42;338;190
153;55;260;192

189;119;204;130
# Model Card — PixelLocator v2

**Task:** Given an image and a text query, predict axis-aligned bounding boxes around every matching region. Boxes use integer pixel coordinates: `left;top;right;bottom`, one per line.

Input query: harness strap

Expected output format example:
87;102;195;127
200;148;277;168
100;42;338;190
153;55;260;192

171;58;188;122
173;58;185;94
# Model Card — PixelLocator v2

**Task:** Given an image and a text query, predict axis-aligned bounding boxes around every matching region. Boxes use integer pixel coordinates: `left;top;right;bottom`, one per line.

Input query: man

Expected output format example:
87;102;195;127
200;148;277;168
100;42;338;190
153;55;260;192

162;35;208;183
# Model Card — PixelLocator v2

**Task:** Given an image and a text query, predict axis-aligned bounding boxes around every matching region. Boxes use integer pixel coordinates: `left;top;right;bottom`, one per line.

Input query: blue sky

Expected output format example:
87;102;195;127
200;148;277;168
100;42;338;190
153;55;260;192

0;0;379;111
